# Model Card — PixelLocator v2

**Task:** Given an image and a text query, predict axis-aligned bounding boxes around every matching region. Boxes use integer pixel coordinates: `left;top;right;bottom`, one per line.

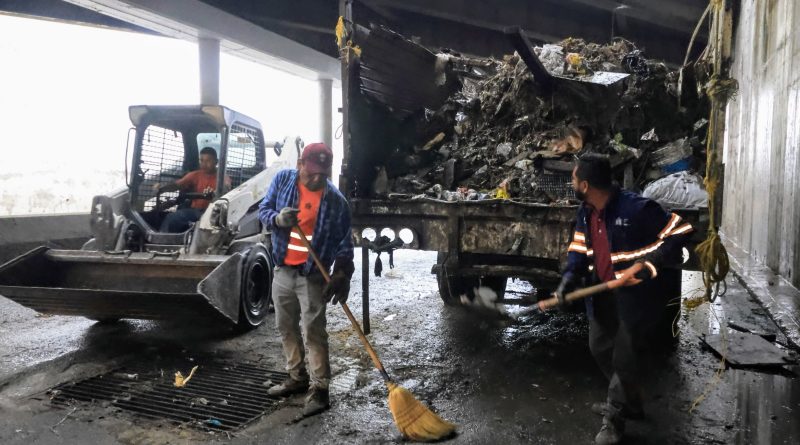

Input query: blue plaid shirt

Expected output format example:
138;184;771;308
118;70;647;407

258;169;354;274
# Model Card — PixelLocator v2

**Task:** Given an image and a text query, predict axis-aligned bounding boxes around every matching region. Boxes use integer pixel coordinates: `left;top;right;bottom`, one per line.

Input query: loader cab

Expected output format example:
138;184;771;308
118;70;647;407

126;105;266;250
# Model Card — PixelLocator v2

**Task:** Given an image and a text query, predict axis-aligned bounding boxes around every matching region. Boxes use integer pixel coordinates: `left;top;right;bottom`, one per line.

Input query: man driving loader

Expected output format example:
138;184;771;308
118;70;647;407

156;146;229;232
258;142;355;417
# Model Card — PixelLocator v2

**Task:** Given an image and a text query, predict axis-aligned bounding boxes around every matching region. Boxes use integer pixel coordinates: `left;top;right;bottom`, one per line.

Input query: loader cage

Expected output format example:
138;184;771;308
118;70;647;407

130;110;266;232
130;116;222;214
135;124;187;212
225;123;266;189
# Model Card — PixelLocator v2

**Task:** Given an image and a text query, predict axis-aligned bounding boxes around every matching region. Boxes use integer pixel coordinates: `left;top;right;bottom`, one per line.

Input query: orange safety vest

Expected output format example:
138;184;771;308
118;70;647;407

284;182;323;265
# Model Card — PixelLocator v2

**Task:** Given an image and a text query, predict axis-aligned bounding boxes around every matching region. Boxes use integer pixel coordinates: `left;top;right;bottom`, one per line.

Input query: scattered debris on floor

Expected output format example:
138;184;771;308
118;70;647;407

728;320;779;342
700;332;797;368
174;365;198;388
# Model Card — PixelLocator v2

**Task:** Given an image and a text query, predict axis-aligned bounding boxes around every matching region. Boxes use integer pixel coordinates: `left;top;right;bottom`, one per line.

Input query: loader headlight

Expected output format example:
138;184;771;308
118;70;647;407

90;195;114;230
210;200;228;229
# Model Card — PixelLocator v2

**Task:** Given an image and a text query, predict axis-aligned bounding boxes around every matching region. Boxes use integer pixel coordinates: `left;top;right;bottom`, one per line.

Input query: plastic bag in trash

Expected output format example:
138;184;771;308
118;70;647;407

643;171;708;209
539;44;565;75
650;138;692;167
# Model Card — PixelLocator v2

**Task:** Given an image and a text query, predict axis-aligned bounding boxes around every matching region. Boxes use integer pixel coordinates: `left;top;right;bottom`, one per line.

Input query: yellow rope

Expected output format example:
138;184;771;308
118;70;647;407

693;0;738;303
694;74;736;302
687;0;733;414
706;77;739;102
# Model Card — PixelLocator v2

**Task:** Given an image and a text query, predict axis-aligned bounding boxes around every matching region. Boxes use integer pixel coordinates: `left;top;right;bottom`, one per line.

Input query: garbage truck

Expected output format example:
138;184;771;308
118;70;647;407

336;9;710;341
0;105;303;330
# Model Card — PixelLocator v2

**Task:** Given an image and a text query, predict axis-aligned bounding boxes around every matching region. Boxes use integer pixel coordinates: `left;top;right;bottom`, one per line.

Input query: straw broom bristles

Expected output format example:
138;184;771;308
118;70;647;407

387;382;456;441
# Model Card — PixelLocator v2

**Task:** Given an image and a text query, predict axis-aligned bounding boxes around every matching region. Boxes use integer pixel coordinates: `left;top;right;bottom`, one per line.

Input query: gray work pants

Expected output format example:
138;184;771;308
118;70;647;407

588;293;647;417
272;266;330;389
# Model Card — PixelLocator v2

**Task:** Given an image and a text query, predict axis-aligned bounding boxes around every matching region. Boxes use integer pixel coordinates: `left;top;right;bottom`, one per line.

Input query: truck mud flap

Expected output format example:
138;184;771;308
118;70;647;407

0;247;242;324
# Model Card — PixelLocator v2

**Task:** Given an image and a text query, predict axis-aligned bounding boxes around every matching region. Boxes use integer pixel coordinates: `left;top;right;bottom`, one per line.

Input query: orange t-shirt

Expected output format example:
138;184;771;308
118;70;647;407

284;182;324;266
176;170;217;209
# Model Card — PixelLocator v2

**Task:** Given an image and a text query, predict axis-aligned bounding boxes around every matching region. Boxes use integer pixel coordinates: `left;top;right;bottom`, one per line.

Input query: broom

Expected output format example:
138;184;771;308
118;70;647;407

294;226;456;441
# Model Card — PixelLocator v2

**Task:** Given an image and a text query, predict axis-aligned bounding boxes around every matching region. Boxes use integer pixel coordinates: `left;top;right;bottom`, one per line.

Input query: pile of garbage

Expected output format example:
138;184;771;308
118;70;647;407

371;37;710;206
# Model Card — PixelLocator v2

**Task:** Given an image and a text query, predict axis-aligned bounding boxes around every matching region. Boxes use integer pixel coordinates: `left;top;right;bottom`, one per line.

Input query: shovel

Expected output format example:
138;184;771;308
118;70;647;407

514;276;629;321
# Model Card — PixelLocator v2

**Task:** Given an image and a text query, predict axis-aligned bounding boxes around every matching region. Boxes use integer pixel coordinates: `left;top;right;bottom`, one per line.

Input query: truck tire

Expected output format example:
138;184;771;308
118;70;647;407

437;269;476;306
237;244;274;330
435;252;507;305
87;317;122;324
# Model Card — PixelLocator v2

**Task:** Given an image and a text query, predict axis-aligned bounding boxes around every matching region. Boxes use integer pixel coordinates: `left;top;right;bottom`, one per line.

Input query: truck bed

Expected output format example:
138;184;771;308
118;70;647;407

350;197;706;281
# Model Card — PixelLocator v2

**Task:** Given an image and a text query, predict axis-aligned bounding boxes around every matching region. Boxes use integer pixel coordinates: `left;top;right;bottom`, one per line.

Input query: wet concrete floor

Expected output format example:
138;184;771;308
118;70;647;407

0;250;798;444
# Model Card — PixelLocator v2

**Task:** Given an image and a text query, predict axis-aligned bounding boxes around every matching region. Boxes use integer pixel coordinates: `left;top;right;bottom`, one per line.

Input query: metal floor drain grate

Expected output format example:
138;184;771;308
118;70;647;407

49;360;288;431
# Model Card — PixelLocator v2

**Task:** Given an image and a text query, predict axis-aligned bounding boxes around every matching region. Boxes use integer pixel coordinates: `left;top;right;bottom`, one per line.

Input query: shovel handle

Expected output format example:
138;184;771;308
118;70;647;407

517;278;626;318
294;226;391;381
539;281;614;310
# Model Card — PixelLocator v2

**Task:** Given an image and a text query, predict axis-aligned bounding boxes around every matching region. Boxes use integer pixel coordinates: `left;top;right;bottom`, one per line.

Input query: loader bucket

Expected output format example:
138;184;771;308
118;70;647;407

0;247;242;324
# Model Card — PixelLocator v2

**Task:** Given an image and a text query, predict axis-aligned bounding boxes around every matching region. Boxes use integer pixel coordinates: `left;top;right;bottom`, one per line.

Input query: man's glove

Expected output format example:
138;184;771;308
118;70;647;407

275;207;299;228
323;259;355;305
553;272;578;307
618;261;653;287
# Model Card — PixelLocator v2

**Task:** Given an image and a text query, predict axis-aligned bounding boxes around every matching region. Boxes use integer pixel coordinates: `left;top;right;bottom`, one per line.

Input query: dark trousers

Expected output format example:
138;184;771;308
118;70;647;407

160;208;203;233
588;293;648;417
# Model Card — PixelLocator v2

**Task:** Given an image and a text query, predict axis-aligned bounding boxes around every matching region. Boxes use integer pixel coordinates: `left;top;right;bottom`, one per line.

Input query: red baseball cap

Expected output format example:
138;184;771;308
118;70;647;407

300;143;334;175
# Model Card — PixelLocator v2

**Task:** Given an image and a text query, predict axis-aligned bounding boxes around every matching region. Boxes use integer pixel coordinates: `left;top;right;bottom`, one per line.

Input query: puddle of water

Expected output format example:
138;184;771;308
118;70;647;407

732;366;800;445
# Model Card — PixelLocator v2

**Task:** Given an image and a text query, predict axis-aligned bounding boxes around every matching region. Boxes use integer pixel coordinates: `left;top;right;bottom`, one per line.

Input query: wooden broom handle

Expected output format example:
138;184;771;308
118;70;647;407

294;226;391;381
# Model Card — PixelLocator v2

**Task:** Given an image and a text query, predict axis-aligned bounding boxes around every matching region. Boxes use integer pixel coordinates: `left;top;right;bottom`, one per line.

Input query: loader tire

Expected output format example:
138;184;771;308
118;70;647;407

237;244;274;331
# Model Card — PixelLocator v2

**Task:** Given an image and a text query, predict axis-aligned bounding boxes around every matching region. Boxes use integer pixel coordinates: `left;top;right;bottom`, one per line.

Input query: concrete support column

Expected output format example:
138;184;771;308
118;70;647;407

199;37;220;105
318;78;333;148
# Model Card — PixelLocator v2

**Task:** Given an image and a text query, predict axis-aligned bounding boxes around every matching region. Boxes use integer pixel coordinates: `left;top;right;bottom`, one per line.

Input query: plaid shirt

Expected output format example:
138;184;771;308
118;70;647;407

258;169;354;274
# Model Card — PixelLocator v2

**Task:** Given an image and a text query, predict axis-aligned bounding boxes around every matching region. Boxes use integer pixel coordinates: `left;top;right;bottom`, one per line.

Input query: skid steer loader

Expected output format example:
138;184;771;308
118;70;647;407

0;105;303;330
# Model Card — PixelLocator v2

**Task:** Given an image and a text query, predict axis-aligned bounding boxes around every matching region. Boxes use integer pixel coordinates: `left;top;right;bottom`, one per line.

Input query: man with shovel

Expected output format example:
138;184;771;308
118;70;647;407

258;142;354;417
556;154;693;445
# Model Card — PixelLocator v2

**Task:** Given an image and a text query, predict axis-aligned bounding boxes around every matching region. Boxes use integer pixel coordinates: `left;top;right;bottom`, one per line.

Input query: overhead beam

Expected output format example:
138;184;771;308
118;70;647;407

360;0;694;63
361;0;561;43
565;0;705;35
199;0;336;34
63;0;340;81
363;0;700;37
0;0;155;34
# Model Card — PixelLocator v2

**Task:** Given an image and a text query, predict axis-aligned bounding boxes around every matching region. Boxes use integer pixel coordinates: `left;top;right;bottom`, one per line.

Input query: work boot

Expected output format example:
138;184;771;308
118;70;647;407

591;402;644;420
302;386;330;417
267;377;309;397
594;415;624;445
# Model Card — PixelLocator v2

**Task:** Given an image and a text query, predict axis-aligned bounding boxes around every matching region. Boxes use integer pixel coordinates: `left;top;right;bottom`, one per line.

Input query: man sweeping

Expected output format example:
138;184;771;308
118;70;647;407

258;142;354;416
555;154;693;444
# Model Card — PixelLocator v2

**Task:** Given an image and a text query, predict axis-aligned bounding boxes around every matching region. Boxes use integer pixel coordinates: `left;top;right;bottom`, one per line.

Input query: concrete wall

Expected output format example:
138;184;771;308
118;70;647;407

722;0;800;287
0;214;90;264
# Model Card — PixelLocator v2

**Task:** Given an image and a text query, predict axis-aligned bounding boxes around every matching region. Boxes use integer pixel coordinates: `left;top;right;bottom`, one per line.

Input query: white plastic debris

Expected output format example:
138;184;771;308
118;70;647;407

496;142;513;158
384;269;404;279
539;44;565;75
643;171;708;209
